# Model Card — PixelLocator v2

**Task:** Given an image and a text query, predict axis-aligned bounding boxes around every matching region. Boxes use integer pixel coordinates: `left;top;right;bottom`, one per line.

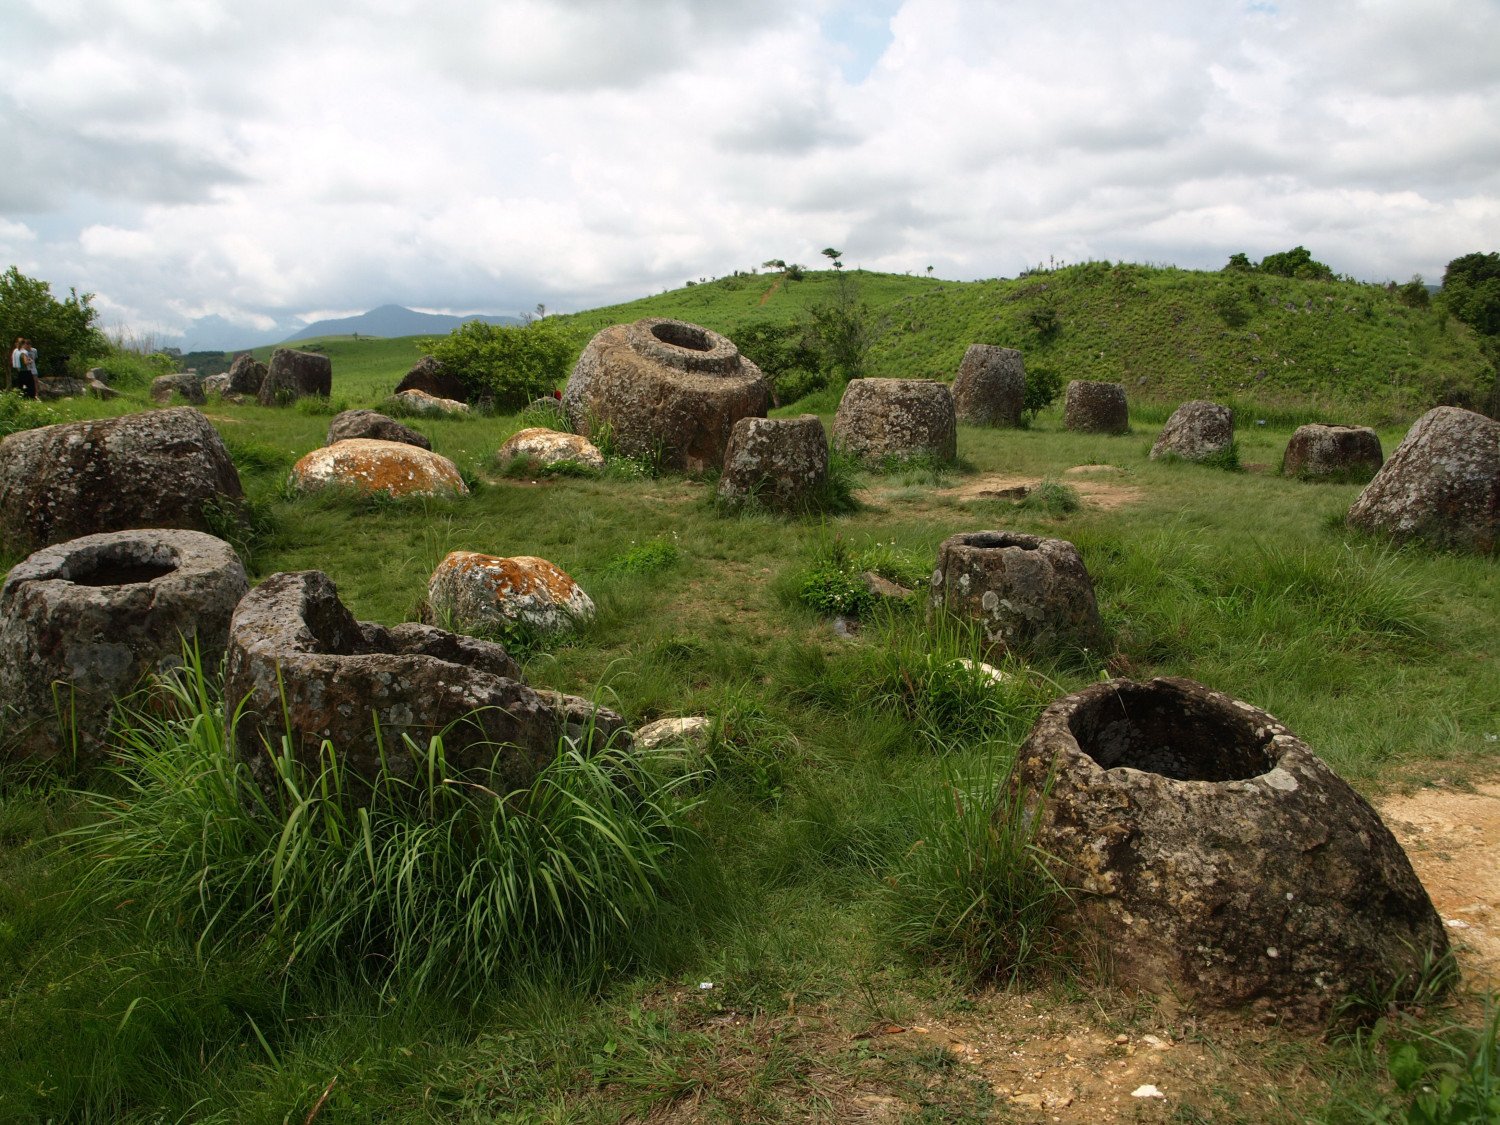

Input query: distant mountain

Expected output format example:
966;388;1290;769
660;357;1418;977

177;315;294;353
282;304;522;343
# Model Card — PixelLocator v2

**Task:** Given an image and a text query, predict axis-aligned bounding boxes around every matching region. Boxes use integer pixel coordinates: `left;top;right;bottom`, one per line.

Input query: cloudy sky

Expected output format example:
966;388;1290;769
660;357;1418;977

3;0;1499;347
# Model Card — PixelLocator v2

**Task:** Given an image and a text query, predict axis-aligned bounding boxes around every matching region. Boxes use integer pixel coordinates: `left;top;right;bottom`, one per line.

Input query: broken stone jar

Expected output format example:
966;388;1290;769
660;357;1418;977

928;530;1105;658
1010;677;1450;1024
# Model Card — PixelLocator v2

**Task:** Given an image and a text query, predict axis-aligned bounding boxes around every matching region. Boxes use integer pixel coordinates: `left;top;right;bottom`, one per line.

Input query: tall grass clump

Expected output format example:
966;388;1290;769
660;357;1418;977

883;755;1069;986
70;654;702;999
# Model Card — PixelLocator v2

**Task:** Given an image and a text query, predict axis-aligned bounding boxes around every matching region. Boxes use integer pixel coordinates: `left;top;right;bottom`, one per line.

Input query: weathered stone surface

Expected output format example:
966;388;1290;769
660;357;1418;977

0;529;247;764
86;375;119;400
394;388;469;415
202;373;233;398
496;427;605;470
634;716;712;751
1283;424;1383;481
395;355;467;403
952;344;1024;428
227;353;267;396
326;409;431;450
151;372;206;405
563;318;769;473
1347;406;1498;553
717;415;829;510
36;377;91;400
1149;400;1233;462
289;438;467;499
832;378;957;466
928;531;1104;658
428;551;594;637
0;407;245;555
257;348;331;406
224;571;618;797
1011;677;1450;1024
1063;380;1129;434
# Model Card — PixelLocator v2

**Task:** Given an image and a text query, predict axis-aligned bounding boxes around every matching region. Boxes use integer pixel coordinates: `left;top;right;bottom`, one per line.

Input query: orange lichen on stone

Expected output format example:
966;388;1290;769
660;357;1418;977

290;439;467;498
444;552;581;601
429;550;595;635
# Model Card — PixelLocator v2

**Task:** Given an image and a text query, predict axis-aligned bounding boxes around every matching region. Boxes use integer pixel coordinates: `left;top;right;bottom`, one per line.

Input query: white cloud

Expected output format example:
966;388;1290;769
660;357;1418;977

3;0;1498;344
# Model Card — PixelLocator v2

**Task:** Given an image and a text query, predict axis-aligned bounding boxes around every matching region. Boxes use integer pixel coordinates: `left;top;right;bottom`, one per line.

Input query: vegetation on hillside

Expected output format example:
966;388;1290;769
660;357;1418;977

0;266;107;379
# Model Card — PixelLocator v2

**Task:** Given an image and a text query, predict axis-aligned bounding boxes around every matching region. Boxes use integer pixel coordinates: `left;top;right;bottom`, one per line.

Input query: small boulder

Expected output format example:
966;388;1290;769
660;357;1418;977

326;409;431;450
257;348;331;406
394;388;470;416
202;373;233;398
1283;424;1384;481
35;377;90;400
1346;406;1498;553
563;318;769;472
85;374;119;400
1063;380;1129;434
226;353;267;396
395;355;468;403
832;378;956;466
290;439;467;499
151;372;206;405
634;716;713;751
717;415;829;511
496;427;605;470
952;344;1024;428
0;529;248;764
427;550;595;637
1150;400;1233;463
0;407;245;555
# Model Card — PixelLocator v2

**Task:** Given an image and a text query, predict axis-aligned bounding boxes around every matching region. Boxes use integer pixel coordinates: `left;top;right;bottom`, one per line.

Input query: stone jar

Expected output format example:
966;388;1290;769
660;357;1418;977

395;355;468;403
326;410;431;450
563;318;769;473
1149;400;1233;462
0;529;248;764
928;531;1105;658
1010;677;1449;1025
258;348;332;405
832;378;957;466
0;407;245;555
289;439;468;499
1282;424;1383;481
1063;380;1129;434
150;372;206;405
227;353;267;395
1346;406;1497;553
427;551;596;637
717;414;830;511
951;344;1024;428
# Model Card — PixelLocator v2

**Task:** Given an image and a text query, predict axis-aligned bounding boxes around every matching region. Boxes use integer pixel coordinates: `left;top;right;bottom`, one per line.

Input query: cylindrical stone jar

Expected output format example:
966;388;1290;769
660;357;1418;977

717;414;830;511
952;345;1024;428
1282;424;1383;481
832;378;957;466
1063;380;1129;434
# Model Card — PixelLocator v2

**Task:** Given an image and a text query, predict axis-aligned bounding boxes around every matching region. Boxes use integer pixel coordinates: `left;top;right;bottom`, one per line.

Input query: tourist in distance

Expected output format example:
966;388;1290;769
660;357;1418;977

10;337;37;399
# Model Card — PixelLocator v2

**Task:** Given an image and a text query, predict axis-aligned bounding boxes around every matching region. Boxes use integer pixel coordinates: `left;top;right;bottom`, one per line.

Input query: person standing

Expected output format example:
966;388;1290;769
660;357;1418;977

11;337;38;399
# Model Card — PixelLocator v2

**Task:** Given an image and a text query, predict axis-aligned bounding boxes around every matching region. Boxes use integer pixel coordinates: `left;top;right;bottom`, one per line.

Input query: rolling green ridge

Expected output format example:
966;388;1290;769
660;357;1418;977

255;262;1492;423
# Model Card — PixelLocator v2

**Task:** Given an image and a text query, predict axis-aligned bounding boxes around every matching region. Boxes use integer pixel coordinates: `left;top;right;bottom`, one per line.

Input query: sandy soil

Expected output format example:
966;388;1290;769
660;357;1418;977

937;471;1144;511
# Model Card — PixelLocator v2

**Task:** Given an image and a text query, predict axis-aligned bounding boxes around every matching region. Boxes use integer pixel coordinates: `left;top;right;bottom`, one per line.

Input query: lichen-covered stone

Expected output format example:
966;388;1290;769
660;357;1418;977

290;439;467;499
1063;380;1129;434
326;410;431;450
227;353;267;395
1283;424;1383;481
395;388;469;415
929;531;1105;658
258;348;331;406
1010;677;1450;1024
1346;406;1498;553
717;415;829;510
395;355;467;402
634;716;712;751
563;318;768;472
832;378;956;465
428;551;594;636
0;407;245;555
952;345;1024;428
496;427;605;470
151;372;206;405
0;529;247;764
224;571;618;799
1150;400;1233;462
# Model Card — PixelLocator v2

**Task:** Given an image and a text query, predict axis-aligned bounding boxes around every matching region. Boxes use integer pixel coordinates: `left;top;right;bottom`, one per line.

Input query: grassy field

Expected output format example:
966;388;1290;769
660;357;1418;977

0;284;1497;1121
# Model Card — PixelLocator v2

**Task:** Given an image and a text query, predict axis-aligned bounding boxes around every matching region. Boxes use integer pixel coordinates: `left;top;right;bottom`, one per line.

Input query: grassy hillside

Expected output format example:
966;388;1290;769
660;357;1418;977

253;262;1493;424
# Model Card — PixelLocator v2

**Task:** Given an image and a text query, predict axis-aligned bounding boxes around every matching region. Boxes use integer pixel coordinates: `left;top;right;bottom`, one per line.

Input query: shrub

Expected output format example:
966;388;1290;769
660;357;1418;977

732;319;822;406
0;266;108;377
423;320;574;410
1022;364;1064;421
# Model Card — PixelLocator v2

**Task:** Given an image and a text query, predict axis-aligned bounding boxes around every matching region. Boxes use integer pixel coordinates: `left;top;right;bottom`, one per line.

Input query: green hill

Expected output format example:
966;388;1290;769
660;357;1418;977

258;262;1495;421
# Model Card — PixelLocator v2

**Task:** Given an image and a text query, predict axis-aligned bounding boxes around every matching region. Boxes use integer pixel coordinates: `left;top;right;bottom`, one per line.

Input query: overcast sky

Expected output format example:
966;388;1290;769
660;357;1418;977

3;0;1498;344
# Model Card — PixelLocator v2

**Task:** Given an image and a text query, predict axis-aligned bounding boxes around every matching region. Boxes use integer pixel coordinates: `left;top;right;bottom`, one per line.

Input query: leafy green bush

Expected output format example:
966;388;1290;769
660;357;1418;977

731;318;822;406
1258;245;1336;281
423;320;574;410
1022;364;1064;421
0;266;107;377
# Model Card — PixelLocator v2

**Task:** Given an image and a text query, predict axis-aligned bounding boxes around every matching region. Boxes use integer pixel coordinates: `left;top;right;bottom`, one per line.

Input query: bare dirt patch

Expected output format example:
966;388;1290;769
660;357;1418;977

940;473;1144;512
1379;781;1500;990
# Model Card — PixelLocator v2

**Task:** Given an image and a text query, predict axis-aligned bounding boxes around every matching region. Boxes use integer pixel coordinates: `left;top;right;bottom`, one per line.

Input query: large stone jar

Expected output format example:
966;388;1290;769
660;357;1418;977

0;529;248;764
832;378;957;466
0;407;245;555
563;318;768;473
1346;406;1497;553
1010;677;1449;1024
1063;380;1129;434
717;414;830;511
1149;400;1233;462
951;345;1024;428
928;531;1105;658
258;347;332;406
225;570;621;801
1282;424;1383;481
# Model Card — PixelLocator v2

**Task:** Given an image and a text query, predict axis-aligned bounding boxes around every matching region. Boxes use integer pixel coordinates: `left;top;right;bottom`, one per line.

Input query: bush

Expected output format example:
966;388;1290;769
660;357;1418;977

1022;364;1064;421
423;320;574;410
732;319;823;406
0;266;108;378
1258;245;1335;281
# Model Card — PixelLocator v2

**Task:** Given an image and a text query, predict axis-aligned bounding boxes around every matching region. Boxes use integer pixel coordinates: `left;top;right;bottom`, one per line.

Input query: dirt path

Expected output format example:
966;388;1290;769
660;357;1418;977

939;471;1144;511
